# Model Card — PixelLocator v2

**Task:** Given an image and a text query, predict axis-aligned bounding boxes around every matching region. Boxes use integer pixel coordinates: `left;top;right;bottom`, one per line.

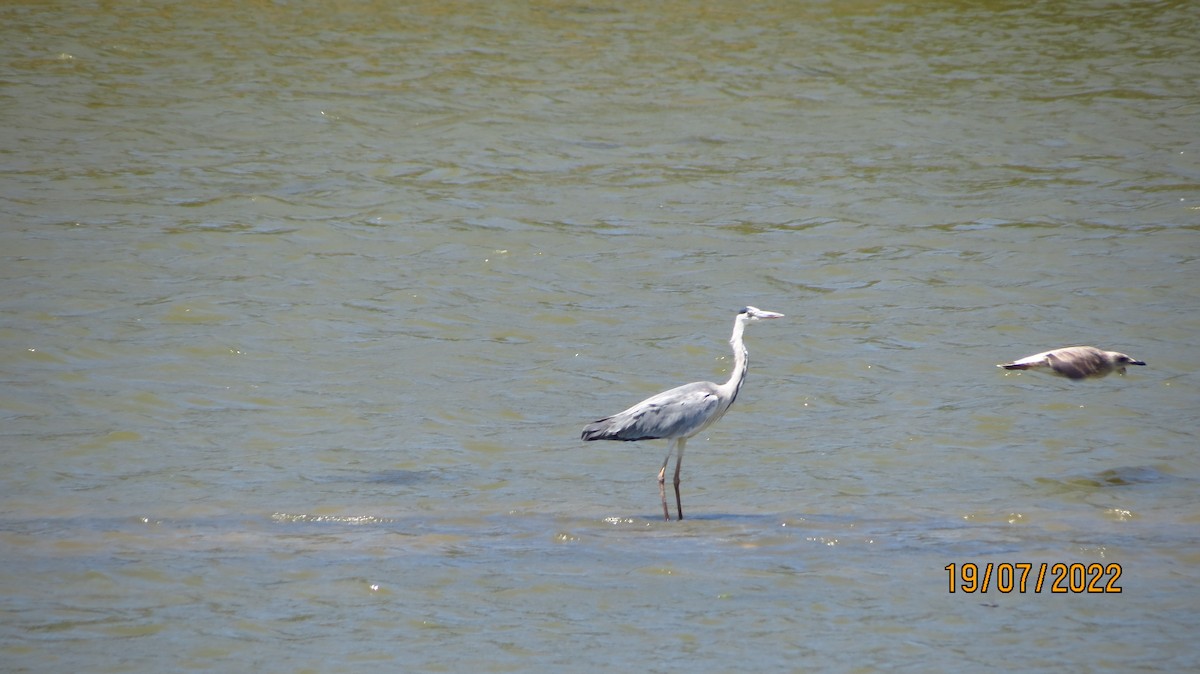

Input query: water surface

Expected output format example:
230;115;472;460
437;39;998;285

2;1;1198;672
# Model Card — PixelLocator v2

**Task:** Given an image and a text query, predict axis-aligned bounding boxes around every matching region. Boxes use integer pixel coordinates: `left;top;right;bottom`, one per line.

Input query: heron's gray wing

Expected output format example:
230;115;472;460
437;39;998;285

582;382;722;441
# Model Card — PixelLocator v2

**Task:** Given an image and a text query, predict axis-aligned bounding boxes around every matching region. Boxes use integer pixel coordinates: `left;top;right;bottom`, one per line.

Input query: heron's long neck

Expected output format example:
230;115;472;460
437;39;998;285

722;319;749;405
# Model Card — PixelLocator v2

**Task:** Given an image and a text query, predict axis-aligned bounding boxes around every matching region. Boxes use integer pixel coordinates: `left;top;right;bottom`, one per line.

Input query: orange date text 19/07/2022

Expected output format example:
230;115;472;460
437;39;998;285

945;562;1123;594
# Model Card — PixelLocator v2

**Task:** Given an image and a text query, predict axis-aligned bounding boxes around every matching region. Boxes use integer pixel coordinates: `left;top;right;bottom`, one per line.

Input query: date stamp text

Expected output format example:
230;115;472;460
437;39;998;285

945;562;1122;594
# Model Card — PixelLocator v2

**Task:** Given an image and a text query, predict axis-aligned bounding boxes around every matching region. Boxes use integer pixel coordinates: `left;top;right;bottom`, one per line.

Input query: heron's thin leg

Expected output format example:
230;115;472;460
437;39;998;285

658;440;674;521
673;438;686;520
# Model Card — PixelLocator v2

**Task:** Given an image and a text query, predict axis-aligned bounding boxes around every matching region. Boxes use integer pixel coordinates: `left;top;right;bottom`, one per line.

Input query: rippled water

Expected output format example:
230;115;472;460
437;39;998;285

2;1;1198;672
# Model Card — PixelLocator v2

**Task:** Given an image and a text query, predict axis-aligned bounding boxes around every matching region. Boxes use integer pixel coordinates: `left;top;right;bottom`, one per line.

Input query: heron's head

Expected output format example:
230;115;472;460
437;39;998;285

739;306;785;321
1113;353;1146;367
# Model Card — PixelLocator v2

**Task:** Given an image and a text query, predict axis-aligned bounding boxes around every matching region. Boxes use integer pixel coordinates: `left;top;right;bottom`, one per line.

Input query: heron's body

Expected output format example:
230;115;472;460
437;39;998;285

998;346;1145;380
582;306;783;520
581;380;737;443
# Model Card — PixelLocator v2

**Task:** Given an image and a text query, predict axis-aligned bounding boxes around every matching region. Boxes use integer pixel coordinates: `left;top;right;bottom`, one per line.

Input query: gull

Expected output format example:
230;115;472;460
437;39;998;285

998;346;1146;380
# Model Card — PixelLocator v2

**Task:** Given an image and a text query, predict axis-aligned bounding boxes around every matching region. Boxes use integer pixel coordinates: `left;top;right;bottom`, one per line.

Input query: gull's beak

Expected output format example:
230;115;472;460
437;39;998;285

1131;360;1146;366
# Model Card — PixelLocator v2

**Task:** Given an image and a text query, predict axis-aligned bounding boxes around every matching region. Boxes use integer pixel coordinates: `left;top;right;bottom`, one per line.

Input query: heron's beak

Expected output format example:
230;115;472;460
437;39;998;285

751;309;784;320
1131;360;1146;366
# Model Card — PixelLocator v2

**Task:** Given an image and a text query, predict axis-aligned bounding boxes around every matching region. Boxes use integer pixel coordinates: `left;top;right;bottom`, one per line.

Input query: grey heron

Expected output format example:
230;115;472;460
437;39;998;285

581;306;784;521
998;346;1145;380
